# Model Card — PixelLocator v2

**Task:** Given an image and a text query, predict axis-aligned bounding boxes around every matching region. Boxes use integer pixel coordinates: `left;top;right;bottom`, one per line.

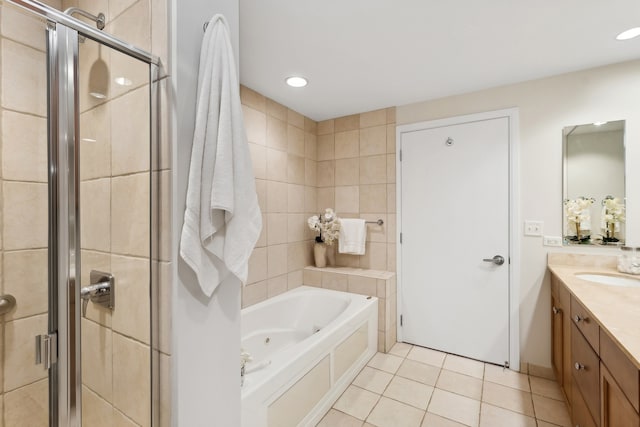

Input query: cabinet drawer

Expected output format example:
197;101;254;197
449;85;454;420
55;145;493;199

600;330;640;413
571;296;600;353
572;378;598;427
572;323;600;424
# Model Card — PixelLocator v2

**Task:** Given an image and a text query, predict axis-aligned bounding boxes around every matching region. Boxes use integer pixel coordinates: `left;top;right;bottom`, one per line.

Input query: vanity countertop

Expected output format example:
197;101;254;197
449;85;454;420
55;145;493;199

548;259;640;369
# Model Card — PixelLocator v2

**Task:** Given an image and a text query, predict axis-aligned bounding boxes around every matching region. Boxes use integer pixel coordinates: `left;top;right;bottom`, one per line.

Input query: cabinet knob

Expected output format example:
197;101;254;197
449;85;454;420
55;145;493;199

552;306;561;315
574;362;585;371
574;314;584;323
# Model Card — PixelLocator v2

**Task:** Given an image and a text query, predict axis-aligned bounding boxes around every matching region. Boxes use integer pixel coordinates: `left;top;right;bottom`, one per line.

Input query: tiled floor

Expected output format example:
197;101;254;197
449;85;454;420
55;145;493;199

317;343;571;427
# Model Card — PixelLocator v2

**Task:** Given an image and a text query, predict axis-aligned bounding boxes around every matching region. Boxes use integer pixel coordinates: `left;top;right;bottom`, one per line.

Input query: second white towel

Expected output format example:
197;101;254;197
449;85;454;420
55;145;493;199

339;219;366;255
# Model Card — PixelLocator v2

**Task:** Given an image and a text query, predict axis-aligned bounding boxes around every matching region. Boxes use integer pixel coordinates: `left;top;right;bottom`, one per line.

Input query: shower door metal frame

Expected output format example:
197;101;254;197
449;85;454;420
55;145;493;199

7;1;162;425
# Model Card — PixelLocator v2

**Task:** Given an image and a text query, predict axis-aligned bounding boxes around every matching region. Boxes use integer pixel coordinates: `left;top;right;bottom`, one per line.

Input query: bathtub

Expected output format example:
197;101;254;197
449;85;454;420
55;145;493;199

241;286;378;427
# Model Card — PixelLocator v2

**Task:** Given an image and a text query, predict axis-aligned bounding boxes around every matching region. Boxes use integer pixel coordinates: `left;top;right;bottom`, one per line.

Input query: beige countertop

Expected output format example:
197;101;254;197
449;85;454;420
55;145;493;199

547;254;640;369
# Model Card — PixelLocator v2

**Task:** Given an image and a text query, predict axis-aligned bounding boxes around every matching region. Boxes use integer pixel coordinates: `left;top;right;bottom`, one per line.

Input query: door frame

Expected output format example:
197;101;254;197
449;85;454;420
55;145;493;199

395;108;521;369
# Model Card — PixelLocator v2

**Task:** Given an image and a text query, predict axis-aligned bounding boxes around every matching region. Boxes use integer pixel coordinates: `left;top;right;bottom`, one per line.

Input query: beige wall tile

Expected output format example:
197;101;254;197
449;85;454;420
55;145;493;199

108;41;150;102
386;124;396;153
249;143;267;180
111;173;150;257
359;155;387;184
387;214;396;243
2;111;47;182
317;134;335;161
360;242;387;270
1;39;47;116
287;241;307;272
0;394;3;427
3;379;48;426
387;244;397;272
111;255;151;344
287;214;306;243
317;161;335;188
360;109;387;128
150;0;168;66
287;109;304;129
109;0;150;51
267;244;287;278
304;117;317;134
305;186;318;213
266;99;287;121
305;159;317;186
3;314;48;391
255;179;267;213
247;247;267;284
1;4;49;51
81;318;113;401
360;126;387;156
111;86;150;175
243;105;266;145
266;148;288;182
287;154;305;185
109;0;137;20
305;133;317;160
321;272;348;292
267;214;288;246
159;353;171;427
387;154;396;184
267;181;288;213
80;104;112;180
77;38;110;112
335;114;360;132
240;85;266;112
113;409;139;427
335;130;359;159
113;333;150;427
157;261;172;355
335;186;360;214
361;214;387;243
360;184;387;213
386;107;396;124
2;182;47;250
387;183;396;213
317;119;334;135
267;275;288;298
288;270;304;290
256;213;267;247
3;250;47;320
266;116;287;151
242;280;267;308
287;184;305;213
287;125;305;156
348;275;377;296
82;386;113;427
303;268;322;287
335;158;359;186
81;250;113;327
81;178;111;252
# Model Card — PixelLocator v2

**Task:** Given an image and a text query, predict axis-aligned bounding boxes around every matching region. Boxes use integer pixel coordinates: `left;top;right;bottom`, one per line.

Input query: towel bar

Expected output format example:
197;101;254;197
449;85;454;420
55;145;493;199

365;219;384;226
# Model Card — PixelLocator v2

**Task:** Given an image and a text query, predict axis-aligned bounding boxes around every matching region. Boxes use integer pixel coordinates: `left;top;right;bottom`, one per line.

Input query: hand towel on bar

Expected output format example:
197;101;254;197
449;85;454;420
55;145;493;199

179;14;262;297
338;219;367;255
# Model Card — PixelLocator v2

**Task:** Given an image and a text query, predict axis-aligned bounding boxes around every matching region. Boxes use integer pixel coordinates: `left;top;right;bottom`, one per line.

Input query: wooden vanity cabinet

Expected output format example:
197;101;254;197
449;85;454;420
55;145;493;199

600;363;640;427
572;322;600;425
551;273;573;405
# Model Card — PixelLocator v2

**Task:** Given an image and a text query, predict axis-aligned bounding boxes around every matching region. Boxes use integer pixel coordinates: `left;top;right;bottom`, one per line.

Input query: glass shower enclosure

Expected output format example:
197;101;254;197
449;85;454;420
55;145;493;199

0;0;162;425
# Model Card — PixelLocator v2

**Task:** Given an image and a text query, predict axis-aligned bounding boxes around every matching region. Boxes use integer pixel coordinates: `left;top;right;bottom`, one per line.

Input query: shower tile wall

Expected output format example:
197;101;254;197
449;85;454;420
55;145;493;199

0;3;57;425
240;86;318;308
317;110;397;272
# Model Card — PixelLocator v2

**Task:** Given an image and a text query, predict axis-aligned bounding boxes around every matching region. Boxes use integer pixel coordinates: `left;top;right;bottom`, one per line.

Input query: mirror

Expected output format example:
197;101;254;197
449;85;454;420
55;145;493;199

563;120;625;245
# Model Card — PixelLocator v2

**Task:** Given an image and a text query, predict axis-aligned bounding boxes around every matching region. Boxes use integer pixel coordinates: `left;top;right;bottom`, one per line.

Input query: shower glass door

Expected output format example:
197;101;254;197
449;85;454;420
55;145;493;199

0;3;51;425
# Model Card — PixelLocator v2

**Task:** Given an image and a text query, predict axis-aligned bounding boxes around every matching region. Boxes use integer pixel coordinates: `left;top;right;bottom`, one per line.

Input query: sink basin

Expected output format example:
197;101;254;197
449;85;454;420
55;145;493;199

575;273;640;288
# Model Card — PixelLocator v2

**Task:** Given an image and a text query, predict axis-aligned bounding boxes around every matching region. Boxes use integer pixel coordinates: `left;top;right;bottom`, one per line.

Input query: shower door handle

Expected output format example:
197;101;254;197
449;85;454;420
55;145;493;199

482;255;505;266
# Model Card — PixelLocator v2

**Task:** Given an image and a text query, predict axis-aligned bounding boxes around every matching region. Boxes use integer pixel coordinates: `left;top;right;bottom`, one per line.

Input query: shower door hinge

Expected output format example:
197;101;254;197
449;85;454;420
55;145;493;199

35;332;58;370
400;314;403;326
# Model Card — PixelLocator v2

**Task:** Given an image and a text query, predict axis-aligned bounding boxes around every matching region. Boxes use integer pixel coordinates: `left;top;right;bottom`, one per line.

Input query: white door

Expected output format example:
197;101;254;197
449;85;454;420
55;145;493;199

400;116;511;366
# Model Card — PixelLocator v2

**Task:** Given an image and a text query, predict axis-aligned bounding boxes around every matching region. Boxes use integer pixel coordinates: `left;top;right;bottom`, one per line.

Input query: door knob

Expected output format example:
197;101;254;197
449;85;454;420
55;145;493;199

482;255;505;266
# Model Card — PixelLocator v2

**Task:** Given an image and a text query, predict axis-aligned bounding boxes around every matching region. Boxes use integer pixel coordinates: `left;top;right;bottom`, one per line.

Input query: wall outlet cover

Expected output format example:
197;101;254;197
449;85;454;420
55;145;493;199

524;220;544;236
543;236;563;247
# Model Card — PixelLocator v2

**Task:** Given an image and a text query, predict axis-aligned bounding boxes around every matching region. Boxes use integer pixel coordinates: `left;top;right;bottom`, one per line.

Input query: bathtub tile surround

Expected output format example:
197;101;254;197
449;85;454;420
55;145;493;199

319;344;571;427
304;266;397;352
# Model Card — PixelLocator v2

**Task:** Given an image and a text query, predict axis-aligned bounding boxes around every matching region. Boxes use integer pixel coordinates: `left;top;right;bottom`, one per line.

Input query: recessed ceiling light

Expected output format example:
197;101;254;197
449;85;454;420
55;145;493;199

593;121;608;126
285;76;308;88
616;27;640;40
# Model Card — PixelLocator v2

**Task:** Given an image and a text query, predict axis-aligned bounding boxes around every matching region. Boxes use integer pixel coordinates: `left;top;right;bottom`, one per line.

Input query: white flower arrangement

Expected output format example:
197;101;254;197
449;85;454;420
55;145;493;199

564;196;594;242
603;196;625;224
307;208;341;245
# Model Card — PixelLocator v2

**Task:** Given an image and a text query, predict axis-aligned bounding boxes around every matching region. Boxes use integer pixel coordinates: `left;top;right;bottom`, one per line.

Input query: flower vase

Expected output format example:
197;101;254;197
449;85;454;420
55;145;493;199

314;242;327;268
327;244;336;266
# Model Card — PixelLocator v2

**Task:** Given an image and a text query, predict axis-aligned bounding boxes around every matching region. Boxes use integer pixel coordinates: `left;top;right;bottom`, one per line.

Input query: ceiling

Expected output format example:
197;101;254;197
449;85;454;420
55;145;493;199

239;0;640;122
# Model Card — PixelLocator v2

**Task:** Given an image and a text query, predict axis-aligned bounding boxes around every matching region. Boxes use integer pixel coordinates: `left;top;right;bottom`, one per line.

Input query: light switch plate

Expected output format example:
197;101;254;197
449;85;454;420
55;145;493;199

543;236;563;247
524;220;543;236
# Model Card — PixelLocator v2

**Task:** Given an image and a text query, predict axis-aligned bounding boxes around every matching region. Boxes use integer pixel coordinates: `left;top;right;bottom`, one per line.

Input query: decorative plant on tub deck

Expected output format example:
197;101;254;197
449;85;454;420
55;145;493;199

564;196;594;243
308;208;341;267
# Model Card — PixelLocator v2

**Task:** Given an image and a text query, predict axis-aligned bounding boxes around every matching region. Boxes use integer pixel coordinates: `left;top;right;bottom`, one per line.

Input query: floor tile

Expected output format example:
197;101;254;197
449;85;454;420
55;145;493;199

334;385;380;421
367;396;425;427
421;412;467;426
317;409;365;427
383;376;434;410
484;363;530;392
389;342;413;358
529;376;564;401
478;403;536;427
427;389;480;427
396;359;441;386
353;367;394;394
436;369;482;400
532;394;571;427
442;354;484;380
481;381;534;416
407;346;446;368
368;353;404;374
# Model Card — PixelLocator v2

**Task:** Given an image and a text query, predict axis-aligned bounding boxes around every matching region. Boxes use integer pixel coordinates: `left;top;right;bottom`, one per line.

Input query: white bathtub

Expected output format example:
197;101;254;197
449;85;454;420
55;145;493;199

241;286;378;427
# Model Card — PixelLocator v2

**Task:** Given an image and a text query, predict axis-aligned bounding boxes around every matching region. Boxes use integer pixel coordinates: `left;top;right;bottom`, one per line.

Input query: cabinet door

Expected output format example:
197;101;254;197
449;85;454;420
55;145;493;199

560;283;573;405
552;294;563;386
572;323;600;424
573;379;598;427
601;363;640;427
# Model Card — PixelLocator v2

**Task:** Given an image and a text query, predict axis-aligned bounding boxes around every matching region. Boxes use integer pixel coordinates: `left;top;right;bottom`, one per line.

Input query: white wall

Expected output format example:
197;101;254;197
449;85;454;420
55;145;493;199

170;0;241;425
397;59;640;368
